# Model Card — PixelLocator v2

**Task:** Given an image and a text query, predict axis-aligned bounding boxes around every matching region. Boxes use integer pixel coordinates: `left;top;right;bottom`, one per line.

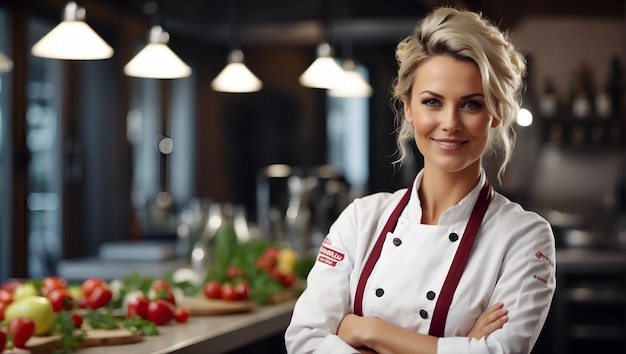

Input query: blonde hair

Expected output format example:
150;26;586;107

390;7;526;181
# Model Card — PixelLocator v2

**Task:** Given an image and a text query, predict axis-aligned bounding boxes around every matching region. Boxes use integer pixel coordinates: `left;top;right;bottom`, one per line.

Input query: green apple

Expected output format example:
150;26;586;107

5;296;54;335
12;282;38;302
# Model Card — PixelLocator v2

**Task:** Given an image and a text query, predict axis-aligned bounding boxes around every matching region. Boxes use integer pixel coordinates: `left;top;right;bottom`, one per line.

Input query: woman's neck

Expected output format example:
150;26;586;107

418;165;481;225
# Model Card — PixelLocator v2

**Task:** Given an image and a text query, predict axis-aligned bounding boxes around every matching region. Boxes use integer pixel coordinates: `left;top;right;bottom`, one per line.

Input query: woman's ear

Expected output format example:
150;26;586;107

491;116;500;128
403;100;413;123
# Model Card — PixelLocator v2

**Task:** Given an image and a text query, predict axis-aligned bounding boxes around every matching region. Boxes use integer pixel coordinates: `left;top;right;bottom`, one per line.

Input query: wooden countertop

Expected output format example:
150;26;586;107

78;300;295;354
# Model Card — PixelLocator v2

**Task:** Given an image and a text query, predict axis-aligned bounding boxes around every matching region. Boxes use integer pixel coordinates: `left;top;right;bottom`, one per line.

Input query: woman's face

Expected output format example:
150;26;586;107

403;55;497;176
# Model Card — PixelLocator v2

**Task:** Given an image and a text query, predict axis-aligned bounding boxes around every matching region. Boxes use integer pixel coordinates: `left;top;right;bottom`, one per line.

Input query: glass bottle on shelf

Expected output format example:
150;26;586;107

539;79;559;118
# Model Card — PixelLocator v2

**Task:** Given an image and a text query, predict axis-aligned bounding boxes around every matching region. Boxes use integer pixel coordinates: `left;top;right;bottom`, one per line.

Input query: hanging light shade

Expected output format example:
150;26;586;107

31;2;113;60
211;49;262;93
329;59;373;97
299;42;345;89
0;51;13;72
124;25;191;79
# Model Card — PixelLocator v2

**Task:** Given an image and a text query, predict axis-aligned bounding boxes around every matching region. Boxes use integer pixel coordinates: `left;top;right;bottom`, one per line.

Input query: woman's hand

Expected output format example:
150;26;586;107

338;314;368;348
467;302;508;339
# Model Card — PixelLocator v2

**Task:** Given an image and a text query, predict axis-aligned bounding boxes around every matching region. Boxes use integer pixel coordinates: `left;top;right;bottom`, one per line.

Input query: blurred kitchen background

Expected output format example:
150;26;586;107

0;0;623;353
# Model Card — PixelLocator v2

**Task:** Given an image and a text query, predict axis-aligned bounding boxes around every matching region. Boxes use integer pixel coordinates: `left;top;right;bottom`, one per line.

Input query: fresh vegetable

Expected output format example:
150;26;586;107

219;283;238;301
12;283;38;302
233;281;250;300
0;301;7;321
52;310;87;354
48;288;75;312
123;316;159;336
127;296;149;319
0;330;6;352
4;295;54;335
83;308;119;330
81;278;105;298
202;281;222;300
147;300;174;325
8;317;35;348
41;276;68;296
85;283;113;309
173;307;190;323
0;289;13;305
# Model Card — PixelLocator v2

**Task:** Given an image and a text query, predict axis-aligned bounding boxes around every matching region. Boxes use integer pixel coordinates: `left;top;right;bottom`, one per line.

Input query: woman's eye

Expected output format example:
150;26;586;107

463;101;483;110
422;98;439;106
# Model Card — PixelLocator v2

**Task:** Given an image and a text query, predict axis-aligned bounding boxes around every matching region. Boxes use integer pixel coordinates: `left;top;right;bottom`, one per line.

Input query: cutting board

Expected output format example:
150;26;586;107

14;328;143;354
181;296;256;315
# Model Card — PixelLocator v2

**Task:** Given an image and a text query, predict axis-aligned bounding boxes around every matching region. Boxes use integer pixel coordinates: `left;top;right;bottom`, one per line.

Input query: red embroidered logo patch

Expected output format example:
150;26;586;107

317;246;345;267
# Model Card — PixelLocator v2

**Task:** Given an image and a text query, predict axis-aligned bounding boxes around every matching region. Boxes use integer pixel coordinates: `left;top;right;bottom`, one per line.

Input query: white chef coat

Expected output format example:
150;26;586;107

285;169;556;354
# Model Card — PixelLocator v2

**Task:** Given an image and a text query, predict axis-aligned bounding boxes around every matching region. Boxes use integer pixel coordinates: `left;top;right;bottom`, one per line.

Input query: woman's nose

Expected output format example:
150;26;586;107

441;107;462;131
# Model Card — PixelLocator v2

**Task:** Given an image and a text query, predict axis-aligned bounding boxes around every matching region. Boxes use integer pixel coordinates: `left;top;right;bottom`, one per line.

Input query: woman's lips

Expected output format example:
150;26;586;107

432;138;467;151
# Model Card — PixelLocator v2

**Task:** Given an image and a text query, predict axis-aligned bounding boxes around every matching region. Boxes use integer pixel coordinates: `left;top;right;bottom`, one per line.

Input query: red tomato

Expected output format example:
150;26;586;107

147;300;174;325
0;301;7;321
86;284;112;309
77;296;88;309
203;281;222;299
220;283;238;301
41;276;68;296
71;313;83;328
280;273;297;288
0;289;13;305
151;279;171;292
173;307;190;323
8;317;35;349
1;280;20;293
81;278;105;297
0;330;6;352
127;296;149;319
226;266;245;280
233;281;249;300
48;288;74;312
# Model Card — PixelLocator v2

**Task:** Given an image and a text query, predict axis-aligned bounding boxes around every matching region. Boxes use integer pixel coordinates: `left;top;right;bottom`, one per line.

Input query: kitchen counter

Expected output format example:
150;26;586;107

78;300;295;354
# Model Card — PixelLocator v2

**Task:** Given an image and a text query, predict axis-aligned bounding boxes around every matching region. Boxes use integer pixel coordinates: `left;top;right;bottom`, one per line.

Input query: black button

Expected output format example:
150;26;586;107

426;291;436;300
375;288;384;297
393;238;402;246
449;232;459;242
420;310;428;319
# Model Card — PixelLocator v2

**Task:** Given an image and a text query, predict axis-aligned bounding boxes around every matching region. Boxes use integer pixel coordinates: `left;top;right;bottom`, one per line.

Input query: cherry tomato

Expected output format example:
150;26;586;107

233;281;250;300
151;279;171;292
0;289;13;305
48;288;74;312
41;276;68;296
147;300;174;325
280;273;297;288
226;266;245;280
220;283;238;301
8;317;35;349
203;281;222;300
81;278;105;297
71;313;83;328
127;296;149;319
173;307;190;323
86;284;113;309
1;280;21;293
0;330;6;352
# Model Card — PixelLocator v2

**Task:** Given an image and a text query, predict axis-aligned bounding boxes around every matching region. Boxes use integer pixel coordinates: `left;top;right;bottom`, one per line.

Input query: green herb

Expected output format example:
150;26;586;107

51;311;87;354
123;315;159;336
83;308;119;330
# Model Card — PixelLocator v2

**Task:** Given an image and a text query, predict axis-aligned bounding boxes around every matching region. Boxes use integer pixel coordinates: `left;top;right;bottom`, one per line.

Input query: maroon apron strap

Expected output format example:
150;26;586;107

353;180;414;316
428;180;492;337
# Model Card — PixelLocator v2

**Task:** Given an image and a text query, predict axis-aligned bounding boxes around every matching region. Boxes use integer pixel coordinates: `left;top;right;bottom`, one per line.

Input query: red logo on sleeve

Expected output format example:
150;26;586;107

317;246;345;267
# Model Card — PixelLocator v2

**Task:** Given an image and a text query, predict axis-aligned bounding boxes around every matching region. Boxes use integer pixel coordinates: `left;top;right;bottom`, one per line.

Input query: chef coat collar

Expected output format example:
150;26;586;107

406;168;489;226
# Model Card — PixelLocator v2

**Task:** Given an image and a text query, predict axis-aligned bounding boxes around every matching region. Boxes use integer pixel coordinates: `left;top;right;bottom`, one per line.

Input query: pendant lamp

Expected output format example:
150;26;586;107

299;42;345;89
0;51;13;72
211;0;262;93
329;59;372;97
31;2;113;60
211;49;262;93
124;25;191;79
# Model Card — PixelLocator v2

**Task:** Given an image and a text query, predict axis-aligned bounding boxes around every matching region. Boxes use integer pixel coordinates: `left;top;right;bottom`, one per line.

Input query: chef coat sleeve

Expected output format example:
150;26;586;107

437;211;556;354
285;202;361;354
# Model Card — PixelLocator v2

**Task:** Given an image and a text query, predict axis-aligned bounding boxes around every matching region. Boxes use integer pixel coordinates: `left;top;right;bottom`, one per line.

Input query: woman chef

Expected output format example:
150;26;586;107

285;6;556;354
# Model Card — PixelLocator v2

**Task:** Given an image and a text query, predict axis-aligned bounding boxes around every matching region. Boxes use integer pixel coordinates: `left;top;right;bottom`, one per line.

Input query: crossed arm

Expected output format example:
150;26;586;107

337;302;508;354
